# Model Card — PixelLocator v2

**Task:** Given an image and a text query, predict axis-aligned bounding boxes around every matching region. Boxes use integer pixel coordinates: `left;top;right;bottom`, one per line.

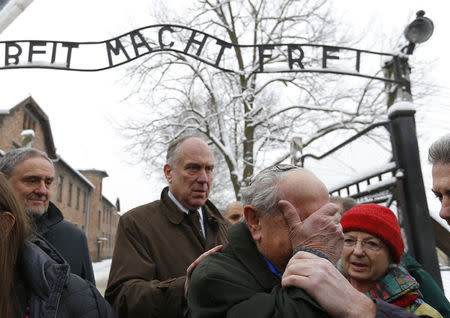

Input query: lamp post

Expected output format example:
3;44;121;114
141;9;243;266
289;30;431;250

384;11;442;288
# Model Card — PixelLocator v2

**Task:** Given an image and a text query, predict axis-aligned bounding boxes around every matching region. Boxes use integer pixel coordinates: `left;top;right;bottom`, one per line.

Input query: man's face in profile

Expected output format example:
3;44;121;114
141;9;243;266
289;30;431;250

432;162;450;225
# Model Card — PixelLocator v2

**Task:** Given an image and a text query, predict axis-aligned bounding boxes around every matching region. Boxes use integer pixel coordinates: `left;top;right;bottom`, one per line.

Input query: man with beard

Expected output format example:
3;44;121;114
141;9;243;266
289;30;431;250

0;148;95;283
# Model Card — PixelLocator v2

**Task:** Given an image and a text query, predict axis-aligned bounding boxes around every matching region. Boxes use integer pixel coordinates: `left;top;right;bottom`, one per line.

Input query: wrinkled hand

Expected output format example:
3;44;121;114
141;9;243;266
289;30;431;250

282;252;376;318
279;200;343;263
184;245;223;299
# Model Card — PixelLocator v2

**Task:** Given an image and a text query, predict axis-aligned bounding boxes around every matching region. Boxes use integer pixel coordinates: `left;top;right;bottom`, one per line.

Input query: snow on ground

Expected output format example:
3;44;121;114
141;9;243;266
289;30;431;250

441;268;450;299
94;258;450;299
94;259;112;296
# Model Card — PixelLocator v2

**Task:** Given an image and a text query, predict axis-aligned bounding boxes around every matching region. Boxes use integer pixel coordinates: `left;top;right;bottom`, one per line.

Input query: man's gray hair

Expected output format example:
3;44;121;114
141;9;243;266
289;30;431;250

0;148;54;178
166;135;204;167
428;134;450;165
241;165;303;218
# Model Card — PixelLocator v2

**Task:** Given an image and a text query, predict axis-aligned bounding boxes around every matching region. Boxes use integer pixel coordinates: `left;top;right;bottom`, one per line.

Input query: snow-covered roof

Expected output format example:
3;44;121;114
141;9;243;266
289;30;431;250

102;195;117;210
54;155;95;189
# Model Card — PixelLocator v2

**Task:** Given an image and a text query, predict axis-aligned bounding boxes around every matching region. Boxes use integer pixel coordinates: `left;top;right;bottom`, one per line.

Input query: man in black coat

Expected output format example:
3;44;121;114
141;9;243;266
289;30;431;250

19;235;113;317
0;148;95;283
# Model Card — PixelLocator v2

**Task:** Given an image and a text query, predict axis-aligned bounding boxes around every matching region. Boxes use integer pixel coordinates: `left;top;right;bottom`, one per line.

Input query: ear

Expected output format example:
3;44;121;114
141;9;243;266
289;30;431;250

0;212;16;239
163;164;173;184
244;206;262;242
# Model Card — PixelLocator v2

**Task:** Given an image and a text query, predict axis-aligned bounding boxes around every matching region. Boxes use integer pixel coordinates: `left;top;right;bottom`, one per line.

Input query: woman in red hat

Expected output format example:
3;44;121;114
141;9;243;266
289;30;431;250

340;203;442;317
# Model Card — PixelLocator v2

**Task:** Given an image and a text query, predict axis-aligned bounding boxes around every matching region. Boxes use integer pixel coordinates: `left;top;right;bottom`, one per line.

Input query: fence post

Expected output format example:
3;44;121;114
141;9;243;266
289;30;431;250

388;102;443;289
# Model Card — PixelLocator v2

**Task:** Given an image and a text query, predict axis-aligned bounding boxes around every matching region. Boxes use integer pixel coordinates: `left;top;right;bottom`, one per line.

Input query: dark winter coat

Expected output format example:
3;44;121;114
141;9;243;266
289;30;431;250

401;253;450;318
188;222;428;318
17;235;115;318
36;201;95;283
105;187;229;318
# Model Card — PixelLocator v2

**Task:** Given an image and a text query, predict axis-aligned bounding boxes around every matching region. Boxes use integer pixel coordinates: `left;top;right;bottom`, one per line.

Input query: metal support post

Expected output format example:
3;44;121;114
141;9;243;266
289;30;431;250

388;106;443;289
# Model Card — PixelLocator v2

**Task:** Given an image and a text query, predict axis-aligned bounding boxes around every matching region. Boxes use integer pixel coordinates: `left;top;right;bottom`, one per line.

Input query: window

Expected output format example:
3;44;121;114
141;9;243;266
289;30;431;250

23;111;37;130
98;211;101;230
76;187;80;210
68;183;73;206
83;191;87;213
23;112;28;129
57;176;64;202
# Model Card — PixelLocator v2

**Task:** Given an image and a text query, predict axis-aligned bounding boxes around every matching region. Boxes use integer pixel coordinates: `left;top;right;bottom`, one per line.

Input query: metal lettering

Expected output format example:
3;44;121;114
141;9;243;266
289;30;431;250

288;44;305;70
184;31;208;56
5;42;22;65
258;45;274;71
322;46;339;68
106;37;130;67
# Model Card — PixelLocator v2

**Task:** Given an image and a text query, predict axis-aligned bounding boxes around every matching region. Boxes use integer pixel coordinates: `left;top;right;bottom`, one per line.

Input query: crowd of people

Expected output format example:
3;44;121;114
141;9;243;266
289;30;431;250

0;133;449;317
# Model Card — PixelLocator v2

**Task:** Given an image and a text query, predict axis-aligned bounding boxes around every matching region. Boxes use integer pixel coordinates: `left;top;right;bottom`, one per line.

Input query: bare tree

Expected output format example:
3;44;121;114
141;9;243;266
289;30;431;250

119;0;428;203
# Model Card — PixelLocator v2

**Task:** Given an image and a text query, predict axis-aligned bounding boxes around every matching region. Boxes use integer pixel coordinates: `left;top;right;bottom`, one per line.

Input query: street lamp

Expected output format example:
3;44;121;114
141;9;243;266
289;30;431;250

384;10;434;106
403;10;434;55
386;10;442;289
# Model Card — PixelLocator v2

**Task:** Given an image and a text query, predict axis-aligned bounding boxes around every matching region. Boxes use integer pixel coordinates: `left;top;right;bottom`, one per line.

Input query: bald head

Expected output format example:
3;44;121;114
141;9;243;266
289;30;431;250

241;165;329;219
278;169;329;220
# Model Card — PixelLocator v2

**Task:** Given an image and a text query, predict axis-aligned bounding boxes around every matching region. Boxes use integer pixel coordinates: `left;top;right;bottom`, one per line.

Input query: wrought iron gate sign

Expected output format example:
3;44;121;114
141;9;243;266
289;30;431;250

0;24;397;82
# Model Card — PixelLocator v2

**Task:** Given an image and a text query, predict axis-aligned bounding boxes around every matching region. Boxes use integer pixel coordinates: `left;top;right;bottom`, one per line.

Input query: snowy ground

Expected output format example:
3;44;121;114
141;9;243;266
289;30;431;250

94;259;450;299
441;268;450;299
93;259;112;296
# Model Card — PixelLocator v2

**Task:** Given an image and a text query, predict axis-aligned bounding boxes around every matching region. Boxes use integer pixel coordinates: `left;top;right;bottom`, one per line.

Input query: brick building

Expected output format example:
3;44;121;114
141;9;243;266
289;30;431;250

0;96;120;261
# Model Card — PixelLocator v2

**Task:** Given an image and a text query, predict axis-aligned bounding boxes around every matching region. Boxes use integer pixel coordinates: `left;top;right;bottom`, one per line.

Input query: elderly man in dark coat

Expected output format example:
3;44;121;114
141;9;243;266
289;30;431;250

188;165;425;318
105;135;229;318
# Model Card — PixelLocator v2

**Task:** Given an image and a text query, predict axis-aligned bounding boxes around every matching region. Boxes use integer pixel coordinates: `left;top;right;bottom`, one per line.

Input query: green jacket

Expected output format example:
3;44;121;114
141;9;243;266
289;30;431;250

188;222;331;318
401;253;450;318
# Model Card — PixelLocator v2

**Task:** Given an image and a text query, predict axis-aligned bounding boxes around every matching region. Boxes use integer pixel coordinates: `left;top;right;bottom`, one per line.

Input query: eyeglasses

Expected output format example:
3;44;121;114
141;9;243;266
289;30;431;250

343;237;385;252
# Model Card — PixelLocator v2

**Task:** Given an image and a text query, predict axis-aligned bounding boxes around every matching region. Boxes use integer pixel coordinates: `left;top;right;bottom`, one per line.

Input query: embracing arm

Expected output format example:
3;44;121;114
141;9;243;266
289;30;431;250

282;252;425;318
188;255;328;318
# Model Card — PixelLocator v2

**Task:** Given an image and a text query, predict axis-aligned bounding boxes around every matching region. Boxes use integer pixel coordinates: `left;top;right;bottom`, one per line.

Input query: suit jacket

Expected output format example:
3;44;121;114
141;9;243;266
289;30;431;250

37;201;95;283
188;222;423;318
105;187;229;318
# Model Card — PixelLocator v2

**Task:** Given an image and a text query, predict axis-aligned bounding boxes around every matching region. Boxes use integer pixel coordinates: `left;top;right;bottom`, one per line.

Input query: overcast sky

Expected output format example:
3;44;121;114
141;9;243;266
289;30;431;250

0;0;448;227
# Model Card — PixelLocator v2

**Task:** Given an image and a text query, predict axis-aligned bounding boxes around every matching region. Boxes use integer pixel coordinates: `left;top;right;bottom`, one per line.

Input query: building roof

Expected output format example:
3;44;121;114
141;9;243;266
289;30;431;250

0;96;57;158
54;155;95;189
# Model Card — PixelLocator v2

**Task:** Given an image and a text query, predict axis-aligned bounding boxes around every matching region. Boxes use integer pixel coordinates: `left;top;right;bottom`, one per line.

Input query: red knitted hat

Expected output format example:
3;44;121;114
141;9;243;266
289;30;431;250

341;203;404;264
